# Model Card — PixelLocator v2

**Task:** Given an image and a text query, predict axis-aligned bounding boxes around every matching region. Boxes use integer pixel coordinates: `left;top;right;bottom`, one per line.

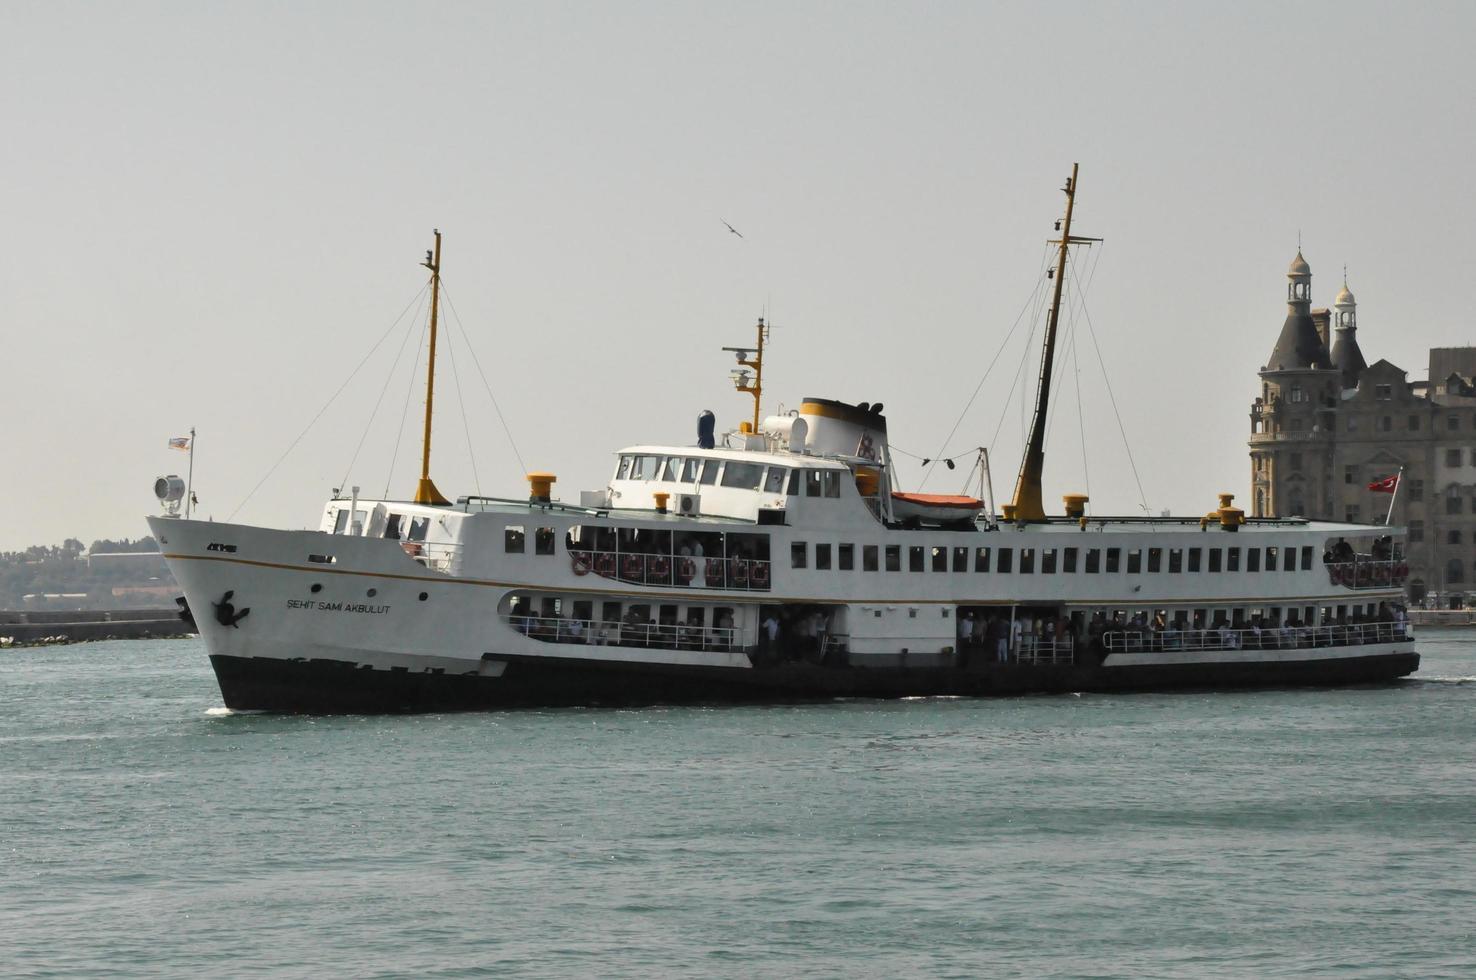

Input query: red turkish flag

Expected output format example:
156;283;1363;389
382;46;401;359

1367;474;1399;493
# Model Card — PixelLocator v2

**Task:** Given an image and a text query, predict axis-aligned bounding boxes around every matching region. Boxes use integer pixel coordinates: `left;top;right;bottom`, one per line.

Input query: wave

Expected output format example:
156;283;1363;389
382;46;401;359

203;706;235;716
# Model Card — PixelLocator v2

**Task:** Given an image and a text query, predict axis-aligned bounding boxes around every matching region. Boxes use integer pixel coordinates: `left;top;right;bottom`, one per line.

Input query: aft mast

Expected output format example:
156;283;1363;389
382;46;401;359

724;317;769;431
414;229;450;505
1007;164;1097;522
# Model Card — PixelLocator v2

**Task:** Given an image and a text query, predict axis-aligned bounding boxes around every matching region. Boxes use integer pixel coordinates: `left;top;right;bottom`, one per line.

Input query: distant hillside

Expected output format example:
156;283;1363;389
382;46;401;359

0;537;178;610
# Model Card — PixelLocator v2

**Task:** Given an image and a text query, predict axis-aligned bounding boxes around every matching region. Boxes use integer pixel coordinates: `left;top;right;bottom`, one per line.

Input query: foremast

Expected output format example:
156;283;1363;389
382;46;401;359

415;229;450;505
1007;163;1098;522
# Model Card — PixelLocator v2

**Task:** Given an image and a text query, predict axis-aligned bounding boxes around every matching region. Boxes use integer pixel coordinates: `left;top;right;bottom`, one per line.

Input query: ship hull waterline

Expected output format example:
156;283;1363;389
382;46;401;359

208;649;1421;714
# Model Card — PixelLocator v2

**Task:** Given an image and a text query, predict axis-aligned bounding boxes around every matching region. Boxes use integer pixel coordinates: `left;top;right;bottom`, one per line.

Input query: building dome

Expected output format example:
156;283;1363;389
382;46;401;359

1335;283;1356;307
1288;251;1311;277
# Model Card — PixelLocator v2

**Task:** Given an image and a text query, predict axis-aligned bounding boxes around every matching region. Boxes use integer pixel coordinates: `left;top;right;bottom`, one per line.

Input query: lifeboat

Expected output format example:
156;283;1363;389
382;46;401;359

891;492;984;526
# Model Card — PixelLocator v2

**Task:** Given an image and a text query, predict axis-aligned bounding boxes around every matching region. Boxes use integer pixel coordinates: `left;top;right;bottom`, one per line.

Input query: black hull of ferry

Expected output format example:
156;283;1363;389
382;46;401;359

208;650;1422;714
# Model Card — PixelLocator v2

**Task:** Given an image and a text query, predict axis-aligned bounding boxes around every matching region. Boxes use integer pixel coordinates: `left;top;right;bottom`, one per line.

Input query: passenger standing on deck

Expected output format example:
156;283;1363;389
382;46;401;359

991;616;1011;663
958;612;973;651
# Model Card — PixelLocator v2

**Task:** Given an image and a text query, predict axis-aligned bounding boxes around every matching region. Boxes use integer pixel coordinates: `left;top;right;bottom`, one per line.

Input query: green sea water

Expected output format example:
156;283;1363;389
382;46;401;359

2;633;1474;978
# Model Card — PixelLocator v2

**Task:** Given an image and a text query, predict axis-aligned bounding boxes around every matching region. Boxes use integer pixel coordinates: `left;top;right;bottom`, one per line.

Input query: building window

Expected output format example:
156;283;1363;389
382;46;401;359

1344;467;1355;485
1380;416;1392;432
1290;385;1306;403
1449;415;1461;431
863;545;878;571
885;545;900;572
792;542;808;568
1409;520;1424;543
1449;529;1463;546
1447;490;1463;516
1447;449;1463;467
1409;415;1421;431
909;546;925;572
1376;384;1393;400
838;544;854;571
1410;480;1425;502
815;543;832;570
1289;452;1302;471
1448;559;1465;584
974;547;990;572
1346;506;1361;522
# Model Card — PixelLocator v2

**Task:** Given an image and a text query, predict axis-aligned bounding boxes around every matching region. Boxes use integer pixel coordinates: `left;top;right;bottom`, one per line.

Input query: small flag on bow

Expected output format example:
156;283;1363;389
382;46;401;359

1367;474;1399;493
168;436;191;452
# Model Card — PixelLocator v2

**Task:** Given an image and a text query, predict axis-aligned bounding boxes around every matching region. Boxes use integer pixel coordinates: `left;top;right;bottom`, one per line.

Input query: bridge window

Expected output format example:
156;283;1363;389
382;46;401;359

721;462;763;490
816;543;832;570
408;516;430;543
631;455;662;479
661;458;678;481
616;456;631;479
681;458;701;482
864;545;879;571
805;471;823;497
700;460;721;485
505;525;525;553
885;545;900;571
535;528;555;555
839;544;854;571
763;467;787;493
823;472;842;498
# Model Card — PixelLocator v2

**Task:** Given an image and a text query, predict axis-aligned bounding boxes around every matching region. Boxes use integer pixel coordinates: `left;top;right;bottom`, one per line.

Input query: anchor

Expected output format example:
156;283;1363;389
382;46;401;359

212;590;251;629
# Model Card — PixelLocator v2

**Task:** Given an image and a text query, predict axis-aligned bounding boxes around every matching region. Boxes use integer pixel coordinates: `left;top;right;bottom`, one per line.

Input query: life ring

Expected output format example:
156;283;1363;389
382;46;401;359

570;551;591;576
622;555;644;580
401;541;423;558
649;556;671;581
730;559;750;585
705;557;727;583
594;552;616;577
751;562;770;588
677;558;696;583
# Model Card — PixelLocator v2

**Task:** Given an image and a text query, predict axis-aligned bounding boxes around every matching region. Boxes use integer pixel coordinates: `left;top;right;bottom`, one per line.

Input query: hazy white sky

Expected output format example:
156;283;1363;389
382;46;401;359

3;1;1474;551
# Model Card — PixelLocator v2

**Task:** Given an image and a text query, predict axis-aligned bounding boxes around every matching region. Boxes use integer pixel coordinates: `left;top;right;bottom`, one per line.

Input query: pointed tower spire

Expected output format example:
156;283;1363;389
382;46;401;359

1329;271;1366;389
1264;249;1331;371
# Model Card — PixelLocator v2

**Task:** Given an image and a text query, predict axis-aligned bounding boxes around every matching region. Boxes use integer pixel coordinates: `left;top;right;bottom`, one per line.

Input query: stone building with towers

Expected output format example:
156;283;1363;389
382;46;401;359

1250;251;1476;600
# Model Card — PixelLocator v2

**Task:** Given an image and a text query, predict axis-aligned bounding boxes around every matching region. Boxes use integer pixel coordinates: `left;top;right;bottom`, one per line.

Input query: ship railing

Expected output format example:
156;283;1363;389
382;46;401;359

568;550;772;592
399;539;461;574
1015;635;1074;665
1325;558;1409;589
511;614;742;652
1102;620;1410;654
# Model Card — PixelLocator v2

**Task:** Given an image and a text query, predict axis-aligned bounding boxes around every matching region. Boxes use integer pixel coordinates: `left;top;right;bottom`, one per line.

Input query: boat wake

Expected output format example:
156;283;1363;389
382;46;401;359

204;706;235;716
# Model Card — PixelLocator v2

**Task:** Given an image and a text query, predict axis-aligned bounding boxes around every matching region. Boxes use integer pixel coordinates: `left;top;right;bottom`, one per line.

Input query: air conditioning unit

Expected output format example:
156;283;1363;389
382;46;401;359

673;492;701;516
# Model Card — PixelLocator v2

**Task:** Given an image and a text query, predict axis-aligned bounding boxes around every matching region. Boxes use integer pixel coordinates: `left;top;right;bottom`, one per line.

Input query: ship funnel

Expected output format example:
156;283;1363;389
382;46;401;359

798;398;888;463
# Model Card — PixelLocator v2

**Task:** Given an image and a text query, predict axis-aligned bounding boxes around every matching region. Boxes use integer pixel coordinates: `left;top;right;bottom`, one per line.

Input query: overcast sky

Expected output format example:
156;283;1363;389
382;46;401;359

3;1;1474;551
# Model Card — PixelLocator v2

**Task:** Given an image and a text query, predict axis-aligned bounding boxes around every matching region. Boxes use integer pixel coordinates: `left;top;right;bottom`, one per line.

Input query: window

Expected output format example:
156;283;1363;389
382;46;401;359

763;467;787;493
1169;549;1183;574
1409;520;1424;543
838;544;854;571
1208;548;1222;573
631;454;662;479
1410;480;1425;502
1290;385;1306;403
1064;547;1079;573
1283;548;1296;572
863;545;879;571
791;542;807;568
1450;415;1461;432
505;525;525;553
1127;549;1142;574
974;547;991;572
1447;449;1462;467
1227;547;1241;572
1148;548;1163;573
1085;548;1100;573
953;547;969;572
332;509;349;534
1106;548;1121;573
1290;452;1303;471
1188;548;1201;573
1248;548;1261;572
535;527;555;555
616;456;631;480
805;471;823;497
1344;467;1355;485
909;546;924;572
681;458;701;482
885;545;900;571
721;462;763;489
997;548;1014;573
1447;491;1463;516
1346;506;1361;523
786;470;801;495
1448;558;1465;584
1376;384;1393;400
1409;415;1421;431
1380;416;1392;432
822;471;842;498
1020;548;1035;574
1041;549;1057;574
1449;529;1462;545
1265;547;1278;571
1300;546;1313;570
815;543;832;570
700;460;720;485
661;458;678;481
931;547;947;572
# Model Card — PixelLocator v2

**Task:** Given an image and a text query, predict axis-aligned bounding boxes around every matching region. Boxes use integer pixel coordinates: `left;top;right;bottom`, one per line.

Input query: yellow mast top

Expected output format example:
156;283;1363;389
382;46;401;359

414;229;450;505
1007;164;1098;522
725;317;768;431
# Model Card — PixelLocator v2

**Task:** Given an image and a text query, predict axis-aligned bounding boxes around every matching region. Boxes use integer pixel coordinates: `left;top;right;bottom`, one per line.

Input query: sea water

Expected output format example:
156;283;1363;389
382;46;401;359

2;634;1474;978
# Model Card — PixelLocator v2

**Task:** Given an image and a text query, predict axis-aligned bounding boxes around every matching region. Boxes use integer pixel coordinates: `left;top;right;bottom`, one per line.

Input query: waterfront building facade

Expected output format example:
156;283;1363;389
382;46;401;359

1250;252;1476;599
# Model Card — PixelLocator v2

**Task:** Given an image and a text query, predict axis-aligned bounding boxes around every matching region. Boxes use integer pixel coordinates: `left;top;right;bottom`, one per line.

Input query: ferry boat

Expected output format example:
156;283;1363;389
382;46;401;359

149;166;1418;712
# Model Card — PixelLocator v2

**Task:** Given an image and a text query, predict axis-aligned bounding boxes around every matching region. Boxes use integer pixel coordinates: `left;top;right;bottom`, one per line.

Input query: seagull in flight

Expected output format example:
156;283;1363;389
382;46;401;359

722;219;744;239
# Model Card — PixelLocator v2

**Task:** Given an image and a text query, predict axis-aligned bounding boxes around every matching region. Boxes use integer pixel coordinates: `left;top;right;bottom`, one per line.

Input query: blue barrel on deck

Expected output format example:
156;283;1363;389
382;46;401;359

697;410;716;449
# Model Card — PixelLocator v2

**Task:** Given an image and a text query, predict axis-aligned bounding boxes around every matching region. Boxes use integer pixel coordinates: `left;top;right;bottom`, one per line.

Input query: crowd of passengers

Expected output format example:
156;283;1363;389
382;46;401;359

1090;602;1410;655
1323;536;1401;564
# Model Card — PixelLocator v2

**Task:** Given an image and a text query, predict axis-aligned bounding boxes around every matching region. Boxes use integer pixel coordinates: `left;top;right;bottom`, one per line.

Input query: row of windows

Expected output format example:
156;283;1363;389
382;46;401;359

615;454;844;497
789;542;1317;575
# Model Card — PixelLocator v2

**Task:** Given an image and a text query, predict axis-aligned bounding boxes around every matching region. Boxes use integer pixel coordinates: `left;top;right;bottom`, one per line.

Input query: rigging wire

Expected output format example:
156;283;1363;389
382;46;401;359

384;307;429;498
226;284;431;522
1070;256;1149;513
438;284;529;477
917;243;1053;491
337;289;430;493
440;313;483;498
